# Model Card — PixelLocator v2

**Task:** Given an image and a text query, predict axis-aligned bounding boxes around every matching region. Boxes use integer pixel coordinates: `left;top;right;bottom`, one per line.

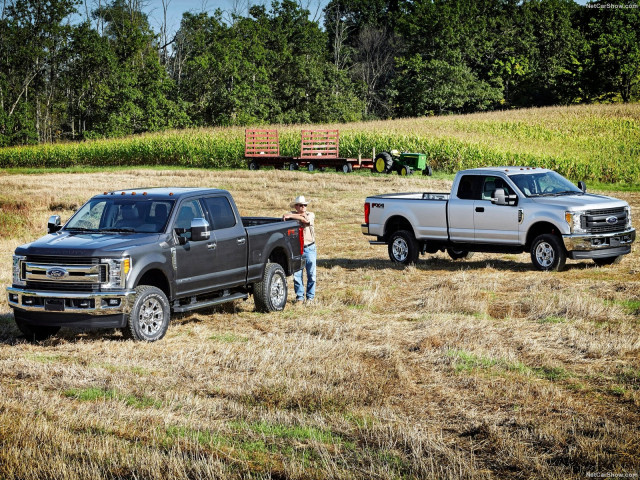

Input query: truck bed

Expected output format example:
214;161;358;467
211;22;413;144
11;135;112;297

368;192;450;201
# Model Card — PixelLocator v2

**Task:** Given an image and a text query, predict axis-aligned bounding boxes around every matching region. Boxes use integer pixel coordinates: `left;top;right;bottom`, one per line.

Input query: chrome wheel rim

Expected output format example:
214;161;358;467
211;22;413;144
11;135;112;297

535;241;555;268
138;297;164;336
270;274;286;306
392;237;408;262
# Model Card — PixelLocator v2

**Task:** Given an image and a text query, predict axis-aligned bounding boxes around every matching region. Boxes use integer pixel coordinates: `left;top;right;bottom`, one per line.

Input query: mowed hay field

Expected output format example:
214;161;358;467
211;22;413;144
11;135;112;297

0;168;639;479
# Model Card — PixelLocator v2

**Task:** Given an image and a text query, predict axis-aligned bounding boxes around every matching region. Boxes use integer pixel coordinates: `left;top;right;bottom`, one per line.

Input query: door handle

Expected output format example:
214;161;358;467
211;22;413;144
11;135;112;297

475;207;485;213
207;243;217;250
237;237;246;245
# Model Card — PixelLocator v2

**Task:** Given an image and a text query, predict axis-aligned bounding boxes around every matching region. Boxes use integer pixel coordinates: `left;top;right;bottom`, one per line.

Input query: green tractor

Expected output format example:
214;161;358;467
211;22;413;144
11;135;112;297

373;150;433;176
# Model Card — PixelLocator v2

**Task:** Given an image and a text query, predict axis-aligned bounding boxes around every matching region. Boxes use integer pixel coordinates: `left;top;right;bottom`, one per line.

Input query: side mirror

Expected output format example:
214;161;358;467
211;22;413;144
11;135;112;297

577;181;586;193
190;218;211;241
491;188;518;206
48;215;61;233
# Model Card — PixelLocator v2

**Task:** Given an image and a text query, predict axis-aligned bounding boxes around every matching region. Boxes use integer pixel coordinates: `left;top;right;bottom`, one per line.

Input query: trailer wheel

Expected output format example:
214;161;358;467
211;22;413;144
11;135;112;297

422;166;433;176
447;248;474;260
388;230;419;266
289;162;298;171
248;160;260;171
530;234;566;271
341;162;353;173
14;313;60;342
307;162;317;172
374;152;393;174
253;263;288;312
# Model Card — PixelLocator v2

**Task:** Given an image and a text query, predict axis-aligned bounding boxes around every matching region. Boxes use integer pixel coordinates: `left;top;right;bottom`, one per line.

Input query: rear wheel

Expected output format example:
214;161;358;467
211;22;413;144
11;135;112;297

254;263;288;312
422;166;433;176
14;313;60;341
530;234;566;271
289;162;298;171
307;162;317;172
388;230;419;266
341;162;353;173
447;248;474;260
248;160;259;171
593;256;621;266
374;152;393;174
123;286;171;341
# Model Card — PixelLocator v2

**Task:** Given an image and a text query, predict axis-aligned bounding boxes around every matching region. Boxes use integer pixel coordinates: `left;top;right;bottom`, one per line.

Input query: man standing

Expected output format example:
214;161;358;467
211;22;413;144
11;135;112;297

283;195;316;303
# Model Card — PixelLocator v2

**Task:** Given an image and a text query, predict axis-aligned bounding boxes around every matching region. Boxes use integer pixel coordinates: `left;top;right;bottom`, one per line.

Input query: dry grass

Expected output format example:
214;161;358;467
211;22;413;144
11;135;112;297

0;168;639;479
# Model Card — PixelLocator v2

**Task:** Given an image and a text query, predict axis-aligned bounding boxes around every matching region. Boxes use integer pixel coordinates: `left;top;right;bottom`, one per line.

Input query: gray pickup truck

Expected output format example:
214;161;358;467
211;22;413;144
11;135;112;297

8;188;303;341
362;167;635;271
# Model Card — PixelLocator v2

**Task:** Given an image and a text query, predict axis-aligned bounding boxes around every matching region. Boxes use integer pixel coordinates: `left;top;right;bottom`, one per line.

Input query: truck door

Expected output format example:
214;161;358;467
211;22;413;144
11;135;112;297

202;195;247;288
448;174;480;242
173;198;216;296
473;176;520;244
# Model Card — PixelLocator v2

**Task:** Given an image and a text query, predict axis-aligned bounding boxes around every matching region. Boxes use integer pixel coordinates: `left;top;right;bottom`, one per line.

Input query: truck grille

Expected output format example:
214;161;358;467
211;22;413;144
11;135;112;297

24;255;106;291
581;208;627;234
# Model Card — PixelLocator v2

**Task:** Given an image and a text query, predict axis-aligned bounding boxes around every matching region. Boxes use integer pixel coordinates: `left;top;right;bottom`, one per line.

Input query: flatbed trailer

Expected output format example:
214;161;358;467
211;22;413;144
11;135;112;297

245;129;373;173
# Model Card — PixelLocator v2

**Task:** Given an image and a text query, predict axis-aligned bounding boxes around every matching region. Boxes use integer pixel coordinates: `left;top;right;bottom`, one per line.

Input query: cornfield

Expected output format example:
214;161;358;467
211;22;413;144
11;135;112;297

1;104;638;183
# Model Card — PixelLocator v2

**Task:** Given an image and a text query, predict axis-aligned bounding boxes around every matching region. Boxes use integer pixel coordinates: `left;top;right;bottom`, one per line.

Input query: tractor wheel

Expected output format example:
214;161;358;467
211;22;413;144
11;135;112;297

399;166;413;176
422;166;433;176
374;152;393;174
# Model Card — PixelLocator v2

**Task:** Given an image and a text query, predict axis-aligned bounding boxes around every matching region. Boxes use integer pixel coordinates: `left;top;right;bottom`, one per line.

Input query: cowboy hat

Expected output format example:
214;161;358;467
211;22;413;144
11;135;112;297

290;195;309;208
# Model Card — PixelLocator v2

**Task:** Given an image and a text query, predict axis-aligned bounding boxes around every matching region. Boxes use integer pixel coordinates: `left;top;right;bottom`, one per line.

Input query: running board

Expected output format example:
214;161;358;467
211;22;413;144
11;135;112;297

172;292;248;313
369;240;386;245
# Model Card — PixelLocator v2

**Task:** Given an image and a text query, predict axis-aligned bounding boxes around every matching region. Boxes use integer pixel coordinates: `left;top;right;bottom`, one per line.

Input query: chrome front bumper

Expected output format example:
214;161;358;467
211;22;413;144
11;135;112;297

7;287;136;315
562;228;635;252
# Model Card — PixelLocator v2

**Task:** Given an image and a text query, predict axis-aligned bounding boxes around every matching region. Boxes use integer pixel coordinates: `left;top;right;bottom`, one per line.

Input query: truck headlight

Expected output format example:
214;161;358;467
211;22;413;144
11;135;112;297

101;257;131;289
12;255;26;286
625;206;632;229
565;211;585;234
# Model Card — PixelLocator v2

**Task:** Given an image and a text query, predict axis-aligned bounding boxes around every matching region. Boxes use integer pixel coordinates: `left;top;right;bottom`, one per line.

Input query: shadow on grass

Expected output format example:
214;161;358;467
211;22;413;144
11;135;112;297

318;256;598;272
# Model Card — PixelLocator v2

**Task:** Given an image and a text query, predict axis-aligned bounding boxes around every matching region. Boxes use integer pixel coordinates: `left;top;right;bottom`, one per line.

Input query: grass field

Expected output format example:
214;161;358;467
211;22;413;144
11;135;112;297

0;168;639;479
1;103;639;184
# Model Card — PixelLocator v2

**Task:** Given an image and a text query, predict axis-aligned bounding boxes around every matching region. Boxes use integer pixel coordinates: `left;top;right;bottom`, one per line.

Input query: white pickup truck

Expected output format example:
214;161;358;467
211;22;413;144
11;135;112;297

361;167;635;271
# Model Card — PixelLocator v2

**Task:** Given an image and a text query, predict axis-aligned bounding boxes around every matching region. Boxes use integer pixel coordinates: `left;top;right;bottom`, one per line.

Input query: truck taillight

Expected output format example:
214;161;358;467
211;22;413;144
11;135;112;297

364;202;370;224
299;227;304;255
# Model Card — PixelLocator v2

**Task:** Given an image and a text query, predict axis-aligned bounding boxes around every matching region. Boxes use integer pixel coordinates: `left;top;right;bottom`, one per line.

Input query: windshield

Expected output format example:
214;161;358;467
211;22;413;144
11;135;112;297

64;198;174;233
509;171;582;197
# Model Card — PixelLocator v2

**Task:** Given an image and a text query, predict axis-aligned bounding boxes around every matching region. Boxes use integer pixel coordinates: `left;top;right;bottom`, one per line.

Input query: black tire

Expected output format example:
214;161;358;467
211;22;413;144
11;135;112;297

374;152;393;174
14;313;60;341
593;256;622;267
447;248;474;260
248;160;259;171
530;234;566;271
307;162;317;172
399;166;413;176
422;166;433;176
289;162;298;171
341;162;353;173
388;230;419;266
123;286;171;341
253;263;288;312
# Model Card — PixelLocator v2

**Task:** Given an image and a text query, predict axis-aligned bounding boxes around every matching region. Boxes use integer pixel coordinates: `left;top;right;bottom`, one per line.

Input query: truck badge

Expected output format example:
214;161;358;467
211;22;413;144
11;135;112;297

606;216;618;225
46;267;68;280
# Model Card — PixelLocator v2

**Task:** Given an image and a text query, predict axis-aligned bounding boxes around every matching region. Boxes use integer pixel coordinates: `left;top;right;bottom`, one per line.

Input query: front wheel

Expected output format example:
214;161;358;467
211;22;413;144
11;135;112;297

123;286;171;341
388;230;419;266
248;160;260;171
253;263;288;312
530;234;566;271
593;256;622;267
14;313;60;342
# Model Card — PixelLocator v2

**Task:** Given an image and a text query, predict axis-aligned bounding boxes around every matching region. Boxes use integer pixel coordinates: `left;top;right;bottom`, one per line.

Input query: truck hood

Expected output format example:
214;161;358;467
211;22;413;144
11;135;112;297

15;231;162;257
531;193;628;211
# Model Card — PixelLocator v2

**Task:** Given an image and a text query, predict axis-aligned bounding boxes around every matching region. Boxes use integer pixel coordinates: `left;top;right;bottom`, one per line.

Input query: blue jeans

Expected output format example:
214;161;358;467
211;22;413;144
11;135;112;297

294;244;316;301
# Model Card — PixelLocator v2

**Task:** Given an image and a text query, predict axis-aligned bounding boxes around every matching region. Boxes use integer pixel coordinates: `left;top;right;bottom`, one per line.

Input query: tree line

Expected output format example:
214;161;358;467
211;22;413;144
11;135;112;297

0;0;638;147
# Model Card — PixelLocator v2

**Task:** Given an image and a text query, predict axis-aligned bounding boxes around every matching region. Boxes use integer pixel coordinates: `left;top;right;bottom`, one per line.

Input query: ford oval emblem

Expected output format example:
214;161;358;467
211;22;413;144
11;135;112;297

606;216;618;225
46;267;68;280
